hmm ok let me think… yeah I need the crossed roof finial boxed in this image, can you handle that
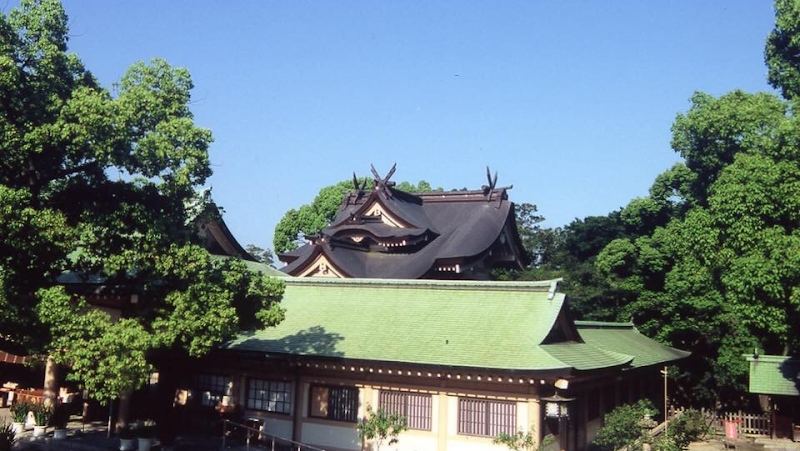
[482,166,513,198]
[370,163,397,189]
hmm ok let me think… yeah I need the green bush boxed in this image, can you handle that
[494,429,555,451]
[10,401,30,423]
[0,422,16,451]
[33,404,52,427]
[653,409,711,451]
[590,400,657,451]
[357,405,407,451]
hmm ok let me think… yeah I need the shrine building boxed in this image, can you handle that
[278,165,529,279]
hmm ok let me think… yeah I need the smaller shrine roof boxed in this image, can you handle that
[744,354,799,396]
[574,321,691,368]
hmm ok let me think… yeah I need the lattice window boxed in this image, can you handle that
[193,374,231,407]
[457,398,516,437]
[379,390,432,430]
[310,385,358,422]
[247,379,292,414]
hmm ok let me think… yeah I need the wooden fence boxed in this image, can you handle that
[695,408,771,437]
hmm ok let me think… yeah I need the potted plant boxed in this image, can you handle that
[118,425,136,451]
[9,401,29,436]
[50,404,70,440]
[136,419,157,451]
[32,404,52,437]
[0,421,17,451]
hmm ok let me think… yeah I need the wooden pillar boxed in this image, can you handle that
[598,386,606,426]
[292,372,303,443]
[42,356,59,408]
[437,393,448,451]
[577,396,588,451]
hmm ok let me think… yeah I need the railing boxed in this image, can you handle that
[221,419,327,451]
[696,408,771,437]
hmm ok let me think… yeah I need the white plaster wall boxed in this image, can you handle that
[302,422,360,451]
[517,401,528,432]
[448,437,519,451]
[245,413,293,439]
[383,434,437,451]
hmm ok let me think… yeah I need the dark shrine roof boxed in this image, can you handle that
[279,167,528,278]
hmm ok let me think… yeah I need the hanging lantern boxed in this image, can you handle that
[541,393,575,419]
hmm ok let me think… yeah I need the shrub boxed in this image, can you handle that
[590,400,657,451]
[653,409,711,451]
[10,401,30,423]
[0,422,16,451]
[357,405,407,451]
[494,428,555,451]
[32,404,52,427]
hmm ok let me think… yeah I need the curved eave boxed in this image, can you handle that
[333,191,423,230]
[281,244,352,278]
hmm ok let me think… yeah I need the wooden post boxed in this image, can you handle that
[222,419,227,448]
[661,366,668,436]
[292,371,303,443]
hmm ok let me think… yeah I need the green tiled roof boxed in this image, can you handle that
[225,278,683,373]
[574,321,690,368]
[745,355,799,396]
[541,342,632,371]
[227,278,568,370]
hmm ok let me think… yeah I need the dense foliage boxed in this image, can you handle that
[0,0,284,402]
[503,1,800,407]
[653,410,711,451]
[273,178,439,253]
[591,400,657,451]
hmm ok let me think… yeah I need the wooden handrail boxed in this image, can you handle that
[221,418,328,451]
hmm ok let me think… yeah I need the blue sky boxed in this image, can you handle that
[13,1,778,250]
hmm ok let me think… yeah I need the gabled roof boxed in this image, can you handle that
[224,278,687,373]
[280,171,529,279]
[745,354,799,396]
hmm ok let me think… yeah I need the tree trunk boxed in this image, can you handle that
[43,356,59,408]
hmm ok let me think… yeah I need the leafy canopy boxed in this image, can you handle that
[0,0,284,402]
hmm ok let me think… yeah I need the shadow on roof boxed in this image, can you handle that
[233,326,345,358]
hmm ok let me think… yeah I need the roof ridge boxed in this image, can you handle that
[280,276,560,290]
[744,354,797,362]
[574,320,635,328]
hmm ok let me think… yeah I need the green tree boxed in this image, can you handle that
[0,0,284,402]
[245,244,275,266]
[595,90,800,405]
[273,178,440,253]
[766,0,800,99]
[356,405,408,451]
